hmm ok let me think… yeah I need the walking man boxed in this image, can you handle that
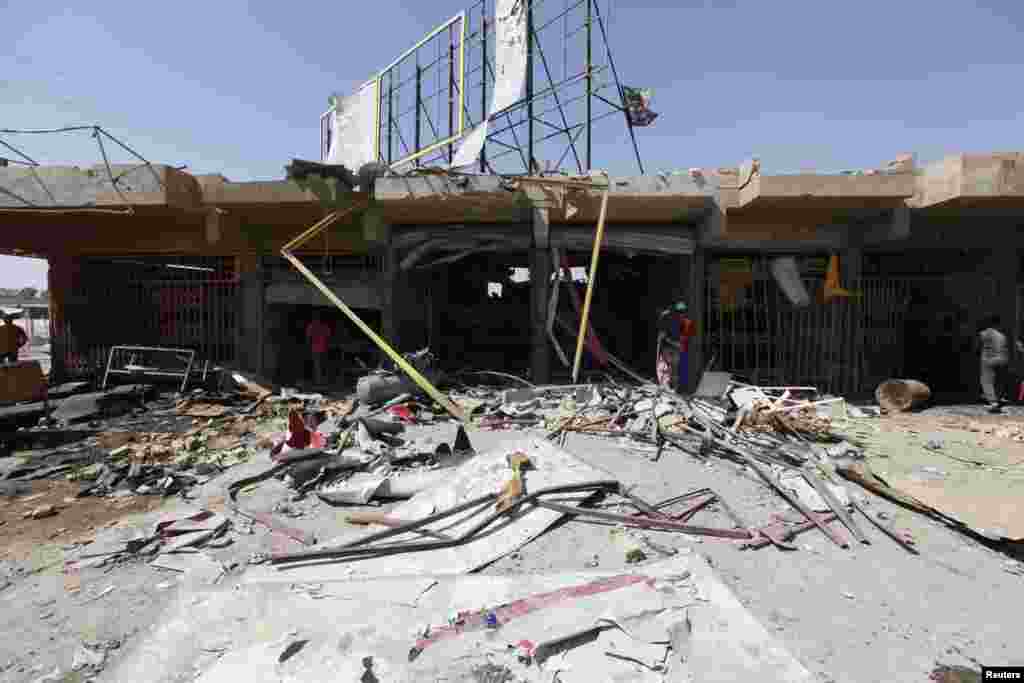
[305,312,332,386]
[0,315,28,364]
[978,314,1009,413]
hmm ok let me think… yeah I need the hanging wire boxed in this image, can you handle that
[0,126,97,134]
[0,138,38,165]
[0,185,37,207]
[92,127,133,208]
[0,125,163,210]
[96,127,165,190]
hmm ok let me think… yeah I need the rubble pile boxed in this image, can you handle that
[4,361,1020,682]
[59,507,233,587]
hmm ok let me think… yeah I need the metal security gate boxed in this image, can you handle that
[857,277,913,391]
[62,256,238,380]
[702,255,911,396]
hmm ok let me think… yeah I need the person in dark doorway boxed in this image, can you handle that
[656,301,697,393]
[305,312,333,386]
[977,314,1009,413]
[0,315,28,364]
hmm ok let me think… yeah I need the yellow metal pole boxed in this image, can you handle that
[280,249,466,422]
[571,189,609,383]
[281,209,343,253]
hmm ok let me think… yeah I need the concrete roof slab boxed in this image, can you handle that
[912,152,1024,208]
[0,164,200,210]
[375,174,722,225]
[198,178,323,206]
[739,173,916,210]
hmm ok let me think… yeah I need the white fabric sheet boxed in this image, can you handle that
[326,82,377,170]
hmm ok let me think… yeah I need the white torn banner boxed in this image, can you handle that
[326,82,377,170]
[450,123,488,169]
[450,0,528,169]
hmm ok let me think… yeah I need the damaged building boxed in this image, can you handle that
[2,151,1024,401]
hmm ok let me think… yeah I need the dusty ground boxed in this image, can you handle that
[0,405,1022,682]
[0,480,163,562]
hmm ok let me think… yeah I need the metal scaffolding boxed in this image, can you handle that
[325,0,643,176]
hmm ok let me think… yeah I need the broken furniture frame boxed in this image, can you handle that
[279,205,466,421]
[101,346,196,393]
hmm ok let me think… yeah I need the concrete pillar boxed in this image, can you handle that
[689,247,706,393]
[529,247,552,384]
[46,254,74,383]
[530,207,552,384]
[236,255,265,375]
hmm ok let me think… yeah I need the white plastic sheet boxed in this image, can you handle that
[326,82,377,170]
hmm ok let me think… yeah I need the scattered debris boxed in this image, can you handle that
[277,639,309,664]
[71,643,108,672]
[23,505,58,520]
[929,664,982,683]
[4,361,1021,682]
[78,585,116,604]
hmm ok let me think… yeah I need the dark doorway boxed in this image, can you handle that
[265,303,381,387]
[427,250,679,382]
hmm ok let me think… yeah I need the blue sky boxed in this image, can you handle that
[2,0,1023,287]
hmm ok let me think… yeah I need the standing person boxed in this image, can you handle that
[305,312,332,386]
[978,314,1009,413]
[656,302,697,393]
[0,315,28,364]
